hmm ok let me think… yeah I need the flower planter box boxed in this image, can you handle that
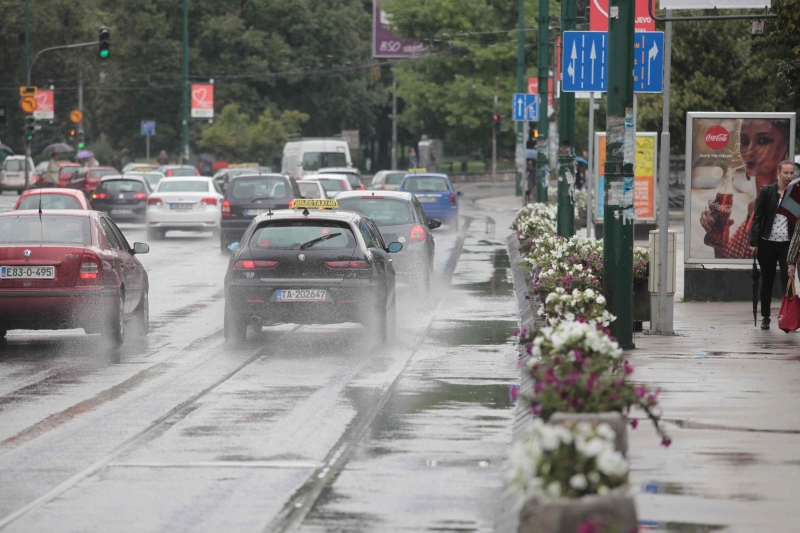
[548,412,628,456]
[633,279,650,324]
[518,491,638,533]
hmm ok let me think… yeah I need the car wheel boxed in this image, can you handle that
[17,190,23,195]
[224,303,246,344]
[102,293,125,346]
[135,289,149,336]
[0,326,7,340]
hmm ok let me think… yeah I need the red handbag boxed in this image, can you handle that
[778,279,800,333]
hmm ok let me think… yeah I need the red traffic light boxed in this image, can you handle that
[493,114,500,122]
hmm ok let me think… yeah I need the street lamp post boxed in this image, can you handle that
[515,0,526,198]
[536,0,550,203]
[557,0,576,237]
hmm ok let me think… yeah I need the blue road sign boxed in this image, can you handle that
[140,120,156,136]
[562,31,607,93]
[633,32,664,93]
[512,93,539,122]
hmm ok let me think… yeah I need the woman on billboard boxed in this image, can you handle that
[698,118,791,259]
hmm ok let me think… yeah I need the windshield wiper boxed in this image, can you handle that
[299,233,341,249]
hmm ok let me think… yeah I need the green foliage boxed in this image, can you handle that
[760,0,800,102]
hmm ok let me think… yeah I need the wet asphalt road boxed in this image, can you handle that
[0,185,521,532]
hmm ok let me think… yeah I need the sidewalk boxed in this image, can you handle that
[629,301,800,532]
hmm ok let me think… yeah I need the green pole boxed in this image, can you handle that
[515,0,525,197]
[535,0,549,203]
[557,0,576,236]
[24,0,30,80]
[182,0,190,163]
[604,0,635,348]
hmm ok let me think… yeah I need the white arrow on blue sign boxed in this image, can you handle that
[633,32,664,93]
[512,93,539,122]
[141,120,156,136]
[562,31,607,93]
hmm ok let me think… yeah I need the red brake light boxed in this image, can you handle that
[325,260,370,269]
[234,260,278,269]
[92,193,107,200]
[132,193,148,200]
[409,225,426,243]
[77,252,102,284]
[201,197,218,206]
[222,199,231,217]
[147,197,163,206]
[359,185,366,191]
[450,193,456,206]
[381,185,386,190]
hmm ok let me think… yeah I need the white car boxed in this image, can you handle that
[297,180,326,199]
[303,174,353,199]
[124,170,165,191]
[145,177,223,239]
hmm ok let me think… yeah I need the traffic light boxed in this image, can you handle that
[533,129,539,138]
[493,113,501,132]
[98,27,110,59]
[24,116,35,143]
[69,128,76,142]
[77,131,85,149]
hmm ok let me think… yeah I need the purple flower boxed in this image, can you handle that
[634,386,647,399]
[576,522,597,533]
[623,360,634,376]
[661,437,672,448]
[534,381,545,393]
[605,393,618,403]
[566,371,581,386]
[587,372,597,392]
[630,419,639,429]
[533,404,543,415]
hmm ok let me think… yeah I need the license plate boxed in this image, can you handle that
[170,203,193,210]
[276,289,327,302]
[1,266,55,279]
[245,209,269,216]
[417,197,437,203]
[112,209,133,215]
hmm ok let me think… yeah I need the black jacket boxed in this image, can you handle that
[749,183,794,246]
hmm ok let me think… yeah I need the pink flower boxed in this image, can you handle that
[661,437,672,448]
[630,419,639,429]
[574,350,584,363]
[623,360,634,375]
[576,522,597,533]
[534,381,545,393]
[509,385,520,402]
[587,372,598,392]
[567,371,582,386]
[614,378,623,388]
[533,404,543,415]
[634,385,647,399]
[545,368,558,384]
[605,393,618,403]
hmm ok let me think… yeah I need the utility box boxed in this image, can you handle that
[648,229,676,333]
[418,138,444,173]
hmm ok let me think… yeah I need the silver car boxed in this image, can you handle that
[1,156,35,194]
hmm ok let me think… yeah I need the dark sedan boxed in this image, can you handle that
[90,176,151,222]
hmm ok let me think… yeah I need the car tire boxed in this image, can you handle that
[102,293,125,346]
[0,326,7,340]
[17,190,23,195]
[224,303,247,344]
[135,289,149,336]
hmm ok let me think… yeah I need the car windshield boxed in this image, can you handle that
[0,215,91,245]
[302,152,347,171]
[141,173,163,189]
[89,170,119,178]
[385,172,407,185]
[231,177,289,200]
[169,168,198,177]
[4,159,24,172]
[313,179,346,192]
[402,177,450,193]
[17,194,82,210]
[337,198,413,226]
[100,180,145,194]
[249,220,356,250]
[298,182,323,198]
[158,180,209,193]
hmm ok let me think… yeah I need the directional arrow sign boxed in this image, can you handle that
[633,31,664,93]
[512,93,539,122]
[561,31,607,93]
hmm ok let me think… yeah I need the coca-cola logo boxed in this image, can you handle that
[711,201,732,214]
[705,126,730,150]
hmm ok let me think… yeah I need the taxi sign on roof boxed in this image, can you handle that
[290,199,338,210]
[407,168,427,173]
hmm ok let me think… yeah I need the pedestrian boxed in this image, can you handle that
[157,151,169,166]
[120,148,133,169]
[524,159,536,204]
[408,147,418,169]
[45,153,60,188]
[750,160,796,329]
[111,152,121,172]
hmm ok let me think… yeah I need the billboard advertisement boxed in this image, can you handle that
[33,90,54,120]
[373,0,426,58]
[594,132,658,223]
[191,84,214,118]
[660,0,769,8]
[684,112,796,264]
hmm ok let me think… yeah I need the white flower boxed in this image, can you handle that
[569,473,588,490]
[585,288,595,298]
[575,264,583,271]
[588,471,601,483]
[565,312,575,322]
[596,423,616,442]
[539,426,561,451]
[546,481,562,498]
[596,449,628,477]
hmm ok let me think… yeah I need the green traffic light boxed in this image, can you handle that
[78,142,85,149]
[99,50,109,59]
[26,135,34,141]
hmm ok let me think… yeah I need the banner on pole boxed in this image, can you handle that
[33,90,54,120]
[595,132,658,223]
[191,84,214,118]
[372,0,426,58]
[591,0,656,32]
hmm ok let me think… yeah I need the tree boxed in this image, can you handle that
[760,0,800,102]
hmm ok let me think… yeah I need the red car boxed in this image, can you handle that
[0,210,150,344]
[14,188,91,210]
[31,162,82,188]
[67,167,120,195]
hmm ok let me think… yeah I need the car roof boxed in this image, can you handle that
[251,208,363,225]
[86,167,117,172]
[335,190,415,202]
[158,176,212,181]
[402,173,450,179]
[3,209,93,218]
[160,165,196,169]
[100,174,143,182]
[125,170,165,176]
[229,173,287,182]
[20,188,84,197]
[305,174,349,181]
[319,167,357,174]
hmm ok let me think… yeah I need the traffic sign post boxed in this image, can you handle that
[19,96,37,114]
[536,0,550,204]
[141,120,156,162]
[512,93,539,122]
[558,0,577,238]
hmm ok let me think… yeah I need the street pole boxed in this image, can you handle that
[535,0,549,203]
[492,77,498,186]
[655,10,674,334]
[24,0,31,189]
[586,93,595,237]
[557,0,576,237]
[146,137,151,163]
[604,0,636,348]
[515,0,525,197]
[391,73,398,170]
[78,69,84,141]
[182,0,190,164]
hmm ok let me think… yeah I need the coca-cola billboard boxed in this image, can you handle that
[685,112,796,264]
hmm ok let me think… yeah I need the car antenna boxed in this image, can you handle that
[302,208,310,216]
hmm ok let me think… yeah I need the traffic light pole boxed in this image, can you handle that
[535,0,549,203]
[557,0,576,237]
[182,0,190,164]
[515,0,525,197]
[604,0,636,348]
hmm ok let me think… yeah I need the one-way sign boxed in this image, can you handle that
[512,93,539,122]
[561,31,607,93]
[633,32,664,93]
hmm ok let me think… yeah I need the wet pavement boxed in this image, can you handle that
[0,185,522,532]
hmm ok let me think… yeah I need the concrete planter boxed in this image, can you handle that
[548,412,629,456]
[633,278,650,323]
[518,491,638,533]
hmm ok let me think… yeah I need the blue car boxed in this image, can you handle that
[398,173,461,230]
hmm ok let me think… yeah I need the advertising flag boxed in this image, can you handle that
[191,84,214,118]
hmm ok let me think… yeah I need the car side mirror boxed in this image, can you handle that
[456,190,464,197]
[387,242,403,253]
[132,242,149,254]
[227,241,240,251]
[428,219,442,230]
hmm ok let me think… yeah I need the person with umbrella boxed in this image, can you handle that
[44,153,60,188]
[749,160,796,329]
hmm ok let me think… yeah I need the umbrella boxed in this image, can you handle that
[777,177,800,224]
[42,143,74,156]
[76,150,94,159]
[0,141,14,155]
[198,153,216,163]
[576,156,589,165]
[751,253,760,327]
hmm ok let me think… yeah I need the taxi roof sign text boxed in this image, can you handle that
[290,199,338,210]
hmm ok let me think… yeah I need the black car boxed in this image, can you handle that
[223,199,403,344]
[220,173,301,251]
[90,176,151,222]
[212,167,273,193]
[336,191,440,291]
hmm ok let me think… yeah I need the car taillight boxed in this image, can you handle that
[77,253,102,284]
[222,199,231,217]
[450,193,456,206]
[358,185,366,191]
[132,193,148,200]
[201,197,218,206]
[92,193,107,200]
[409,225,426,243]
[147,197,163,206]
[381,185,386,190]
[325,260,370,269]
[234,260,278,269]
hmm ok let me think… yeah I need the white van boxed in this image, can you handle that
[282,138,352,180]
[1,155,35,194]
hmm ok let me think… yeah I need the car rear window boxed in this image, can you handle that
[0,215,91,245]
[401,177,450,192]
[169,168,198,177]
[313,179,346,192]
[89,170,119,178]
[345,175,360,187]
[100,179,145,193]
[302,152,347,171]
[17,194,82,210]
[141,173,163,189]
[248,220,356,250]
[298,182,323,198]
[4,159,24,172]
[158,180,209,193]
[230,177,290,201]
[386,172,407,185]
[337,198,413,226]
